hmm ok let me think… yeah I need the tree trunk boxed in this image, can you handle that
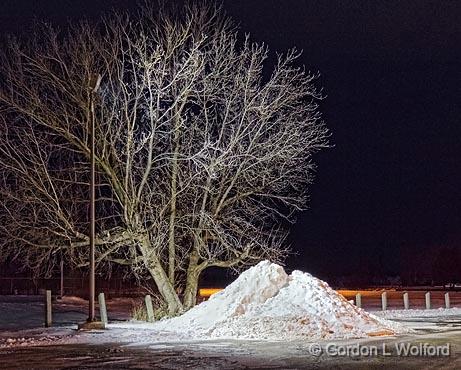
[183,252,202,309]
[139,239,183,315]
[183,269,200,309]
[167,117,181,285]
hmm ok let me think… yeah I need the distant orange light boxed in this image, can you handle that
[199,288,397,299]
[199,288,223,297]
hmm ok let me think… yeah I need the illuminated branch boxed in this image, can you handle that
[0,3,328,313]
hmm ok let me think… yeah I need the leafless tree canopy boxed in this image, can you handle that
[0,3,329,313]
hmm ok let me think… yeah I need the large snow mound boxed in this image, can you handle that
[154,261,406,340]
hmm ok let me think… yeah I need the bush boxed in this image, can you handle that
[130,295,169,321]
[131,301,148,321]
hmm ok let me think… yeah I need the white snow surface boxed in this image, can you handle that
[153,261,406,340]
[375,307,461,319]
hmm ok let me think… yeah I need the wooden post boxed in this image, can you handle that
[45,290,52,327]
[403,292,409,310]
[425,292,431,309]
[445,292,450,309]
[355,293,362,308]
[98,293,108,324]
[145,295,154,322]
[381,291,387,311]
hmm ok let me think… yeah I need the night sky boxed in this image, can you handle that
[1,1,460,281]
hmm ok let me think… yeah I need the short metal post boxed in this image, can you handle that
[425,292,431,309]
[45,290,52,327]
[355,293,362,308]
[403,292,409,310]
[445,292,450,309]
[381,291,387,311]
[98,293,108,324]
[145,295,154,322]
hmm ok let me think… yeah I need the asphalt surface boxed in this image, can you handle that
[1,315,461,369]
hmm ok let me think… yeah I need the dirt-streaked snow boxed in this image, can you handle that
[151,261,406,340]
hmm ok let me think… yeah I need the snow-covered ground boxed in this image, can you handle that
[0,261,460,351]
[0,295,133,348]
[1,263,461,369]
[1,312,461,369]
[376,307,461,319]
[0,295,132,331]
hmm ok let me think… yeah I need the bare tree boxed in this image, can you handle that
[0,3,329,313]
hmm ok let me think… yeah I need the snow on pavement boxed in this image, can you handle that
[375,307,461,319]
[4,262,461,347]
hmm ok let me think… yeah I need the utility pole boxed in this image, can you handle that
[79,73,104,330]
[89,73,101,322]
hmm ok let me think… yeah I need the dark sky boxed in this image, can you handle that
[1,1,460,280]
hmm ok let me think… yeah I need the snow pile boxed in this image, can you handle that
[154,261,406,340]
[155,260,289,334]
